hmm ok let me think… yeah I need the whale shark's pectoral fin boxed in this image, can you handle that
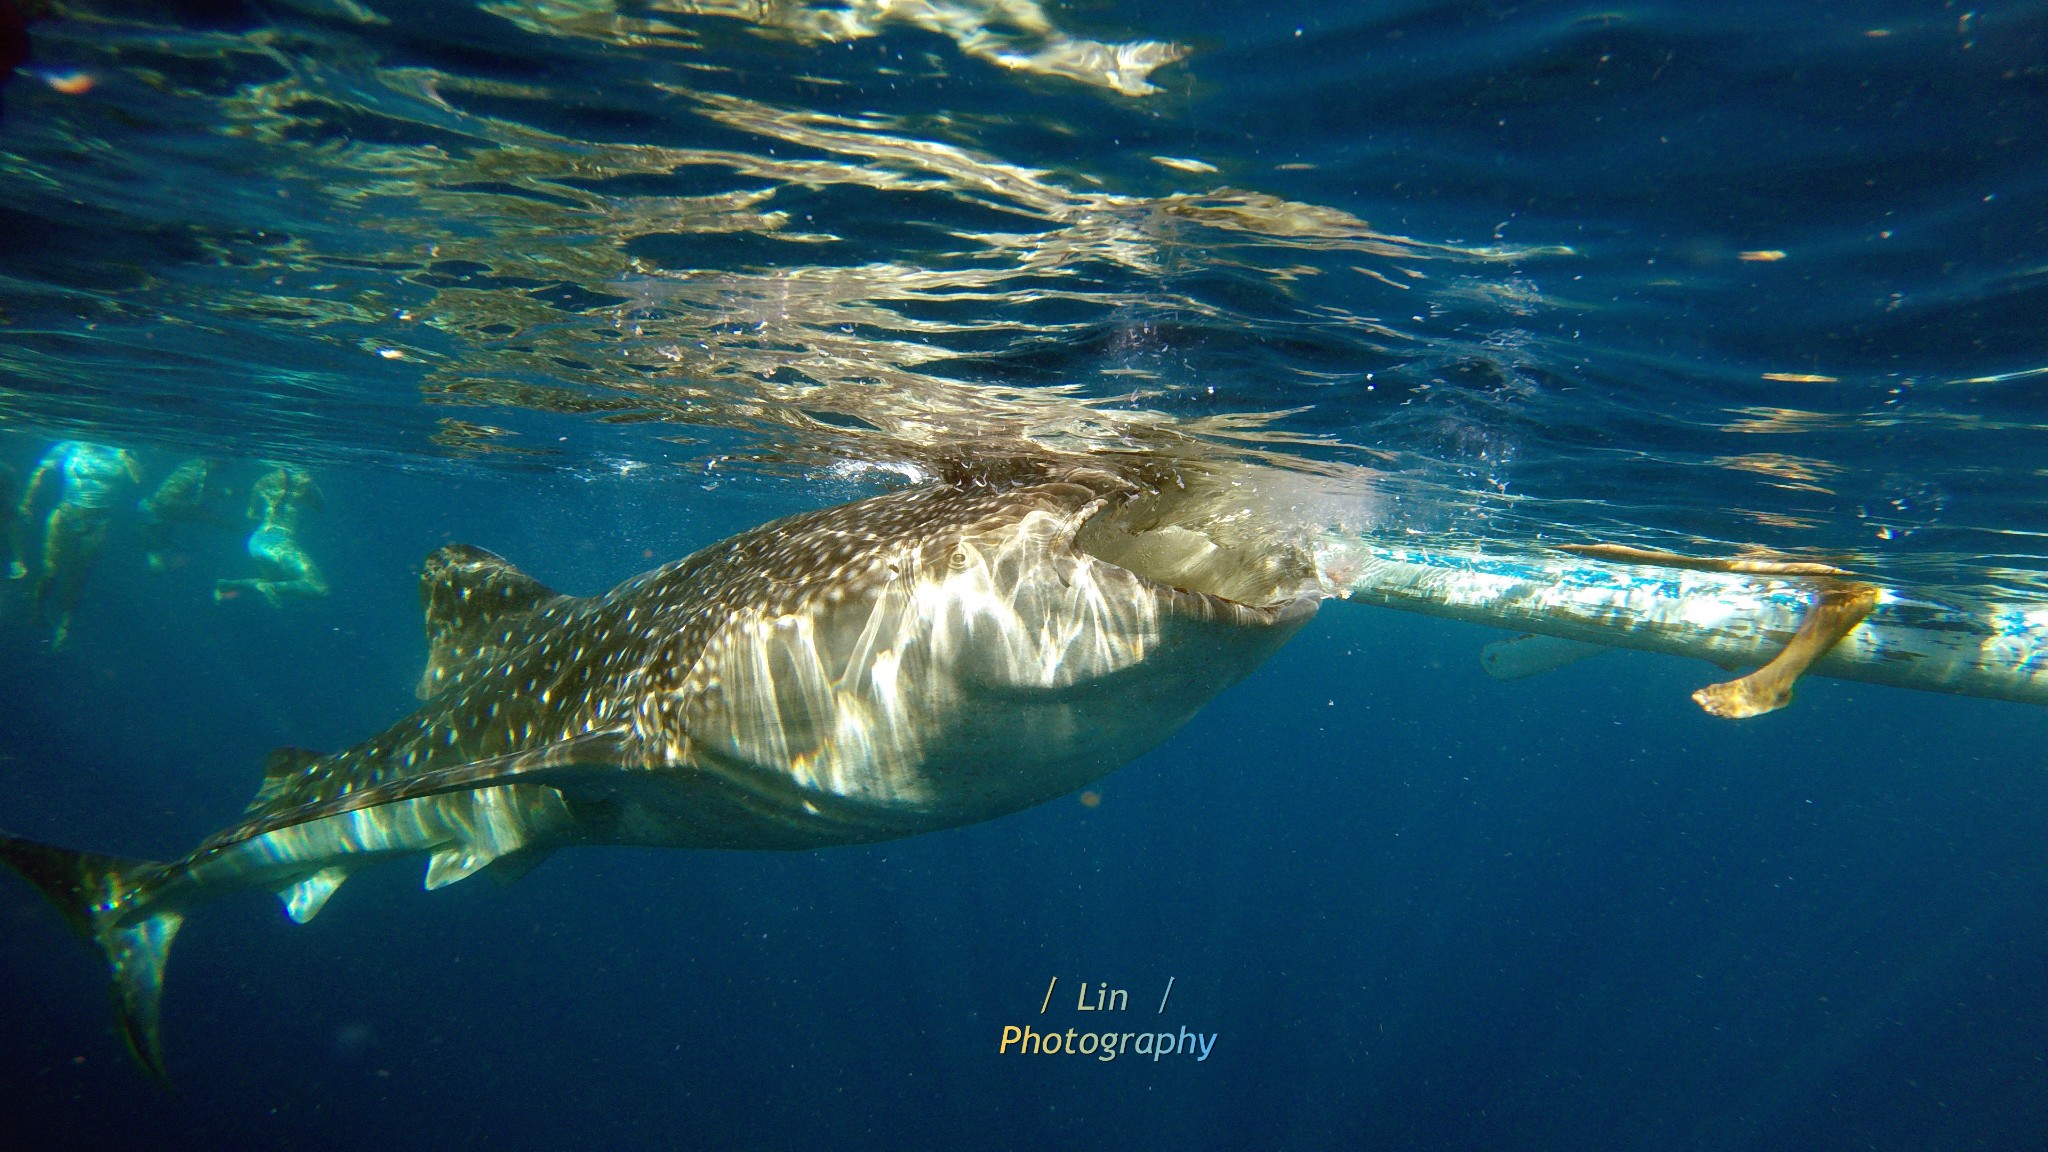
[424,846,556,891]
[1480,633,1609,681]
[197,729,637,859]
[278,866,352,923]
[425,846,495,890]
[416,544,573,700]
[1693,581,1881,719]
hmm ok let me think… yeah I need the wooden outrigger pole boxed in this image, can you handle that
[1311,536,2048,715]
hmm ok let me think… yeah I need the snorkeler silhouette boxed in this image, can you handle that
[214,464,328,606]
[11,439,143,649]
[137,457,229,571]
[0,458,17,594]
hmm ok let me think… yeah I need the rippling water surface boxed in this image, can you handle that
[4,3,2048,1150]
[6,0,2045,585]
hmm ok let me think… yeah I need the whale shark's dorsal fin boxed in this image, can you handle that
[248,746,324,815]
[417,544,566,700]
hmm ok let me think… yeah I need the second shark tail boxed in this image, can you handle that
[0,832,180,1081]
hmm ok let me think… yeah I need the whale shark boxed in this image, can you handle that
[9,456,2045,1079]
[0,461,1318,1078]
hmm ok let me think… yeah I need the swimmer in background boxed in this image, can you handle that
[0,458,17,594]
[137,457,229,571]
[11,439,144,649]
[215,464,328,606]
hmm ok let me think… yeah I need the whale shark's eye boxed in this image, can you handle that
[948,548,970,570]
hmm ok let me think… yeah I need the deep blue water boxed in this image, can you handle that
[5,1,2048,1149]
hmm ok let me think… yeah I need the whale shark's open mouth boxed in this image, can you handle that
[1072,470,1332,609]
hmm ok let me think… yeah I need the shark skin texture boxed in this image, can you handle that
[0,461,1319,1079]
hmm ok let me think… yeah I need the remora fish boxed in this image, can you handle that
[0,464,1317,1078]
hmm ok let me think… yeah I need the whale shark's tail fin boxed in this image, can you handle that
[0,833,180,1081]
